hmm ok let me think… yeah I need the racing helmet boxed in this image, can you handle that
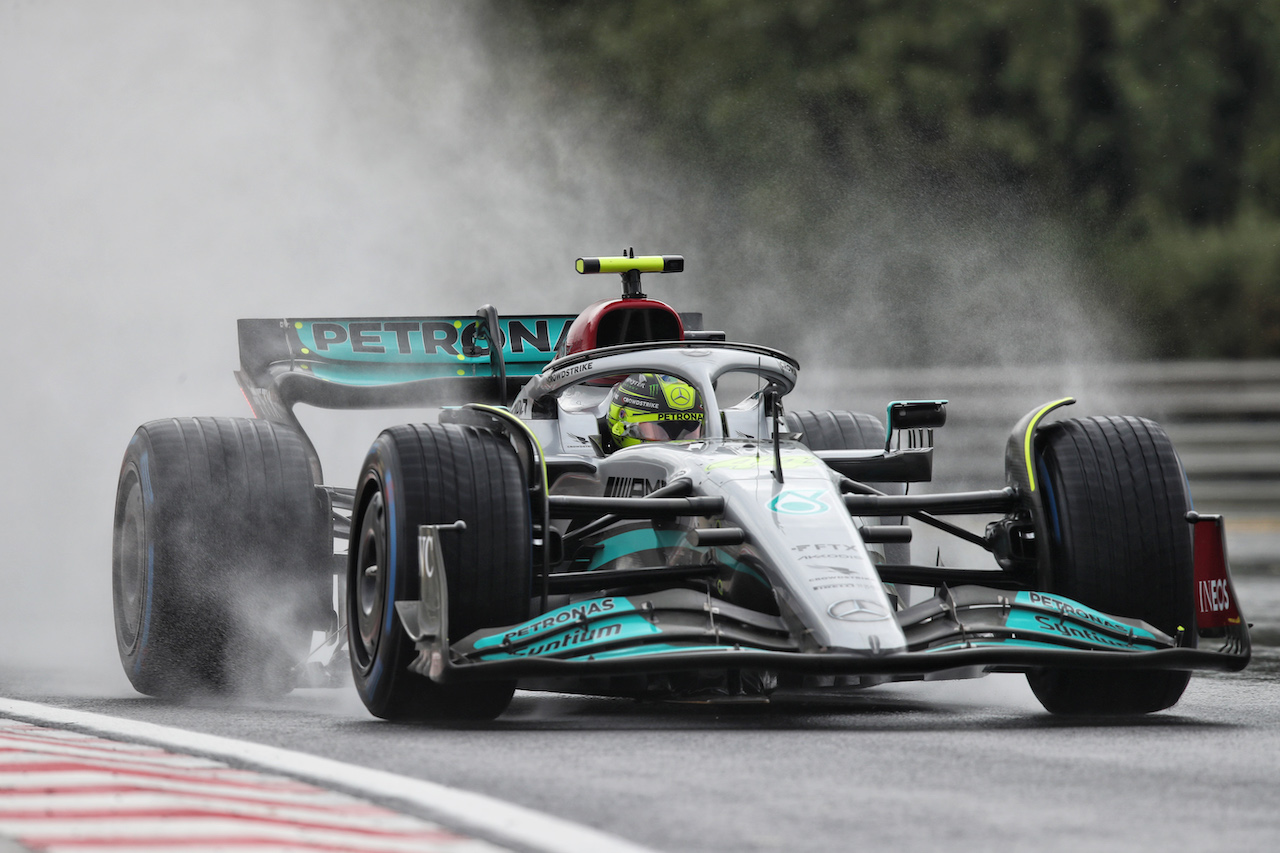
[607,373,706,449]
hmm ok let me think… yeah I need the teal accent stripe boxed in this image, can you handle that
[587,528,691,571]
[307,361,544,386]
[1005,611,1160,651]
[585,531,770,587]
[473,597,633,650]
[925,638,1155,653]
[1012,591,1158,642]
[711,549,768,587]
[474,613,660,660]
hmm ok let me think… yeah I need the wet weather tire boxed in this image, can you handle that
[347,423,531,721]
[112,418,331,698]
[1027,416,1196,715]
[788,410,885,453]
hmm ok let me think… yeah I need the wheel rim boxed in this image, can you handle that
[115,475,147,651]
[352,490,387,671]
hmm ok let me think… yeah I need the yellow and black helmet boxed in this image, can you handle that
[607,373,706,449]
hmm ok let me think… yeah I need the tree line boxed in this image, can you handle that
[498,0,1280,359]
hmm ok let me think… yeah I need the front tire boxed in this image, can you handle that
[788,409,885,453]
[347,423,531,721]
[112,418,330,697]
[1027,416,1196,715]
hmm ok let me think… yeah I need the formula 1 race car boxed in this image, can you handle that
[111,252,1250,718]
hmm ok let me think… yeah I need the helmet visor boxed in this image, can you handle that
[627,419,703,442]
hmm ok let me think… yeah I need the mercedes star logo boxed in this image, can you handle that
[827,599,889,622]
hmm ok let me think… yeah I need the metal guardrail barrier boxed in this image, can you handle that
[793,360,1280,515]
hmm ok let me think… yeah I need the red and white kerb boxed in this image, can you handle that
[0,720,504,853]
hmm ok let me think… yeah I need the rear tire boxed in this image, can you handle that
[1027,416,1195,715]
[112,418,330,698]
[347,423,531,721]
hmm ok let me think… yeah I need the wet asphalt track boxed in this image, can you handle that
[5,597,1280,853]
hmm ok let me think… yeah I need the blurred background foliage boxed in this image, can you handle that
[492,0,1280,359]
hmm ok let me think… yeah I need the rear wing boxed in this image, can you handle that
[237,314,576,411]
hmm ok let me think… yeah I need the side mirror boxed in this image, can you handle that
[886,400,947,451]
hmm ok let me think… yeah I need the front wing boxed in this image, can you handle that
[394,524,1251,685]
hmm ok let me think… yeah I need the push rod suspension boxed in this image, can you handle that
[843,487,1017,516]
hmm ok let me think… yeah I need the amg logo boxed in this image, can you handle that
[1198,579,1232,613]
[605,477,666,498]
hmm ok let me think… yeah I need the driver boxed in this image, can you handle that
[605,373,706,450]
